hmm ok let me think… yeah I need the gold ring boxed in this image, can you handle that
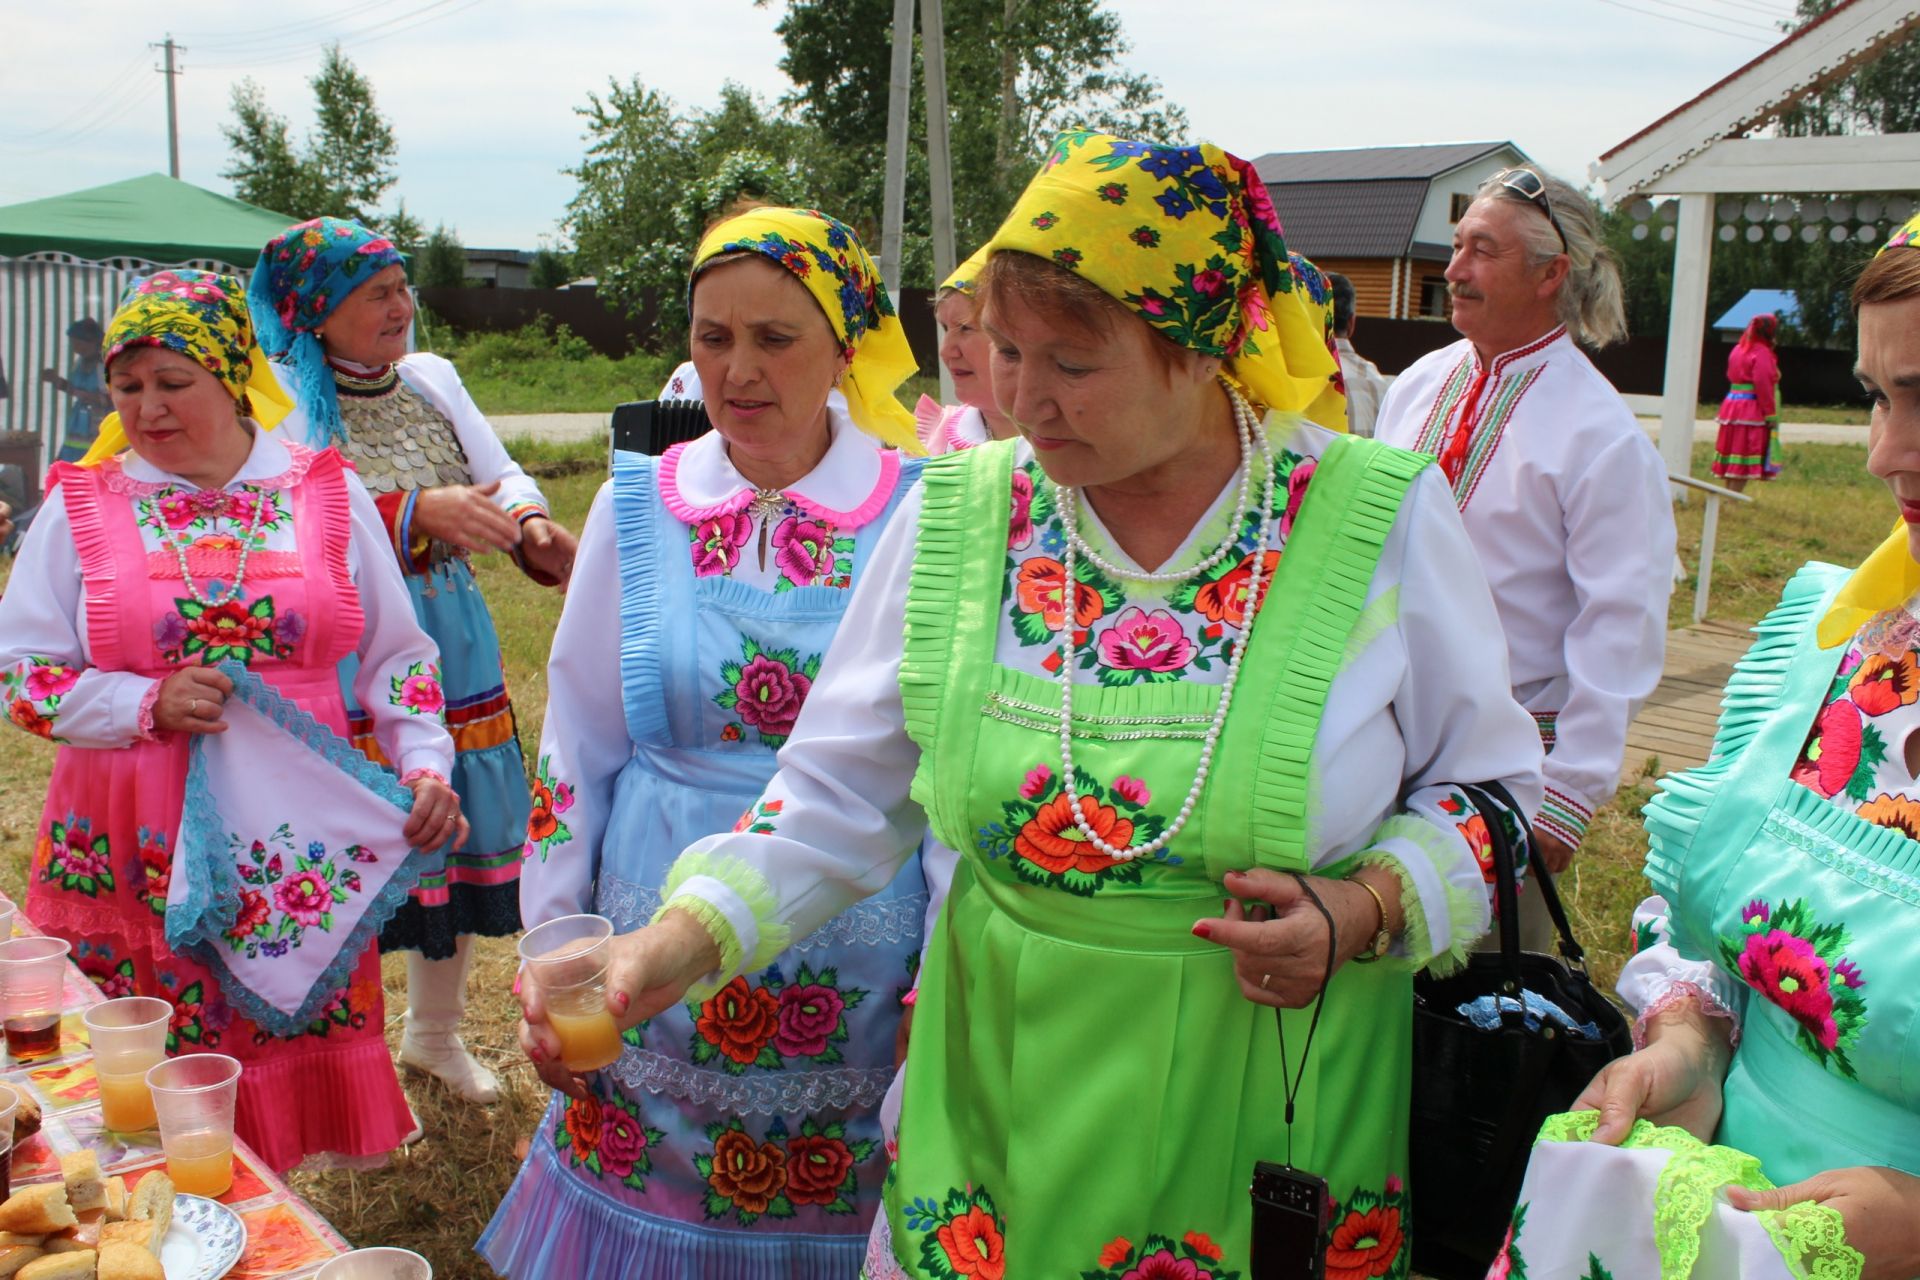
[190,698,201,716]
[1260,972,1272,991]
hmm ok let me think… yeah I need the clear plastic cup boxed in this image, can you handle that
[316,1247,434,1279]
[0,936,69,1061]
[85,997,170,1132]
[146,1054,241,1197]
[517,914,622,1073]
[0,1083,20,1198]
[0,899,17,941]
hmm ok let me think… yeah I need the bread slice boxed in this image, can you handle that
[0,1246,39,1279]
[38,1220,97,1255]
[100,1177,126,1224]
[16,1251,94,1280]
[98,1241,164,1280]
[56,1154,102,1214]
[0,1187,74,1236]
[97,1223,152,1252]
[0,1085,43,1142]
[124,1172,170,1255]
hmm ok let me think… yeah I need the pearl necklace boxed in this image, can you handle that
[165,486,271,607]
[1052,394,1278,863]
[1060,378,1260,584]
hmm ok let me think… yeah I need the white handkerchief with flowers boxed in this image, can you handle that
[165,662,440,1036]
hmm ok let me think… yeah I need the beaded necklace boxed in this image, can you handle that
[1052,383,1276,861]
[161,486,271,607]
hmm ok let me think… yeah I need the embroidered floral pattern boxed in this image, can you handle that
[733,798,783,834]
[3,657,80,741]
[159,975,232,1052]
[975,764,1176,896]
[771,515,855,591]
[1326,1177,1409,1280]
[43,813,115,896]
[688,963,869,1074]
[225,824,375,961]
[80,952,137,1000]
[156,593,299,667]
[388,661,445,716]
[253,972,380,1043]
[525,755,575,861]
[903,1185,1008,1280]
[1488,1202,1528,1280]
[690,512,753,577]
[693,1113,875,1224]
[135,486,287,549]
[135,826,171,917]
[1084,1231,1241,1280]
[715,636,821,747]
[554,1087,664,1192]
[1717,898,1867,1078]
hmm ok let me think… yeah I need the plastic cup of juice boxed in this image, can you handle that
[0,1083,20,1199]
[146,1053,241,1197]
[0,937,69,1062]
[0,898,17,940]
[84,997,170,1131]
[316,1247,434,1278]
[517,914,623,1074]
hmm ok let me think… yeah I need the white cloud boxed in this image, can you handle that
[1,0,1790,246]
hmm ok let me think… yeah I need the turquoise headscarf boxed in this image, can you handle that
[247,217,406,446]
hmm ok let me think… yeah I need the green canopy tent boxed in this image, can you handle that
[0,175,293,475]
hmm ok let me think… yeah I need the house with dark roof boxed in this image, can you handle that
[1252,141,1530,321]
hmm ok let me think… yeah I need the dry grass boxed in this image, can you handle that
[0,439,1894,1273]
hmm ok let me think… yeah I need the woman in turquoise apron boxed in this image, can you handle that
[1499,216,1920,1280]
[484,208,933,1278]
[517,137,1545,1277]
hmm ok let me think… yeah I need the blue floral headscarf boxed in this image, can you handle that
[247,217,406,446]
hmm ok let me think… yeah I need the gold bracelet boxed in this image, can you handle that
[1350,875,1393,963]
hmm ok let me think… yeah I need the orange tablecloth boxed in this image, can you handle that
[4,918,350,1278]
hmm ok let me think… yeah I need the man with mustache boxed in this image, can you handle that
[1375,167,1674,944]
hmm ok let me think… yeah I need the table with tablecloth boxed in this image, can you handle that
[2,914,353,1278]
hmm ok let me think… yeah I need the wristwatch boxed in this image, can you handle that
[1350,876,1393,964]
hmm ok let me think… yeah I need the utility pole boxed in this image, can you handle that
[879,0,916,301]
[878,0,957,390]
[153,35,186,178]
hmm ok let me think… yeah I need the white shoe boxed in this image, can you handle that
[399,1027,501,1104]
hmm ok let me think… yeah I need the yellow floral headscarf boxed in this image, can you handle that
[79,269,292,468]
[979,131,1346,428]
[1815,212,1920,648]
[693,208,921,453]
[942,247,989,296]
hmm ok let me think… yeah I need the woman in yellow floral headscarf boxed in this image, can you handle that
[483,208,933,1279]
[516,136,1542,1278]
[0,270,462,1172]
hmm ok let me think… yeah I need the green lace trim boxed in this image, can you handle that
[1758,1201,1864,1280]
[654,850,793,1000]
[1535,1112,1862,1280]
[1343,812,1483,976]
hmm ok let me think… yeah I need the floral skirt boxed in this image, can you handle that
[26,705,413,1172]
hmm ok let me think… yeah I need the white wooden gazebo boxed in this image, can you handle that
[1595,0,1920,485]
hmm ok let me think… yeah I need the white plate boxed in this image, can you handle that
[161,1194,246,1280]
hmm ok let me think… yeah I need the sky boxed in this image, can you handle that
[0,0,1798,248]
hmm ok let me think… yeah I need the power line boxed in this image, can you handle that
[1687,0,1795,18]
[173,0,396,50]
[0,81,162,155]
[1637,0,1787,34]
[1587,0,1775,42]
[8,52,153,142]
[193,0,478,69]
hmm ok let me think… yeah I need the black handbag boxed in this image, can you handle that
[1408,781,1633,1280]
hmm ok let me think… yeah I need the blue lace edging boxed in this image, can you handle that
[168,660,439,1036]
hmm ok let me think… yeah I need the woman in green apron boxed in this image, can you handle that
[1498,216,1920,1280]
[517,133,1545,1278]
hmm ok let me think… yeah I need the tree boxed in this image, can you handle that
[1777,2,1920,136]
[763,0,1187,278]
[414,225,470,290]
[563,79,816,337]
[219,44,409,235]
[529,246,575,289]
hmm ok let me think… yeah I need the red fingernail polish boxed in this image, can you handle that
[1223,898,1233,913]
[1191,921,1212,939]
[613,991,630,1013]
[529,1045,544,1063]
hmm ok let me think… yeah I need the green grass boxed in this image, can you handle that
[1694,401,1867,425]
[425,319,678,416]
[0,437,1897,1270]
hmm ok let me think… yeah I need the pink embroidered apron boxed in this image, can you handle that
[25,446,413,1172]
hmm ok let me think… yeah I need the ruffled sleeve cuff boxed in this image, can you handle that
[398,767,448,787]
[1632,977,1743,1050]
[134,677,165,742]
[653,849,793,1000]
[1347,813,1488,977]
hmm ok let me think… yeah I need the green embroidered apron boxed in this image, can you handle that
[1646,564,1920,1187]
[884,436,1427,1278]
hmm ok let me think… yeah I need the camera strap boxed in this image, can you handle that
[1273,872,1338,1169]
